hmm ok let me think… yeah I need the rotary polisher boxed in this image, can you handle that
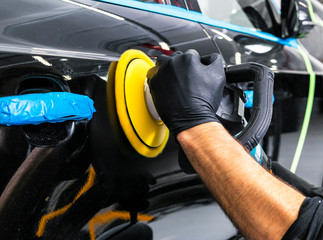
[108,49,274,166]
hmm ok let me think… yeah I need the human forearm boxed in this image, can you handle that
[272,162,323,198]
[147,50,306,239]
[177,122,306,240]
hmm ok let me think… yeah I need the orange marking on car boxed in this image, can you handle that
[88,211,154,240]
[36,166,96,237]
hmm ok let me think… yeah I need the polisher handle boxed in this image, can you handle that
[225,63,274,151]
[179,63,274,174]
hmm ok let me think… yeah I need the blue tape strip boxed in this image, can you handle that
[244,90,275,108]
[244,90,254,108]
[0,92,96,126]
[97,0,300,48]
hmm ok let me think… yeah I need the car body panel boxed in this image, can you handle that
[0,0,322,239]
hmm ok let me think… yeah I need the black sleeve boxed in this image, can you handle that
[282,197,323,240]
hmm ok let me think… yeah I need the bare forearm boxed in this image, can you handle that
[177,122,306,240]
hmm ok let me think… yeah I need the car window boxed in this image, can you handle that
[136,0,277,34]
[136,0,166,4]
[136,0,187,9]
[188,0,276,34]
[194,0,256,29]
[170,0,186,8]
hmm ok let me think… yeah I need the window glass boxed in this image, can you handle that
[136,0,187,9]
[136,0,277,34]
[189,0,276,33]
[136,0,166,4]
[196,0,255,29]
[170,0,186,8]
[186,0,201,11]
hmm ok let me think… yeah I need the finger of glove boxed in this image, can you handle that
[148,51,184,84]
[200,53,221,66]
[184,49,201,64]
[206,53,226,110]
[147,55,171,82]
[208,53,225,76]
[156,54,172,66]
[156,51,182,66]
[171,51,183,57]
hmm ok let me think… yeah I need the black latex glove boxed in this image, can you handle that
[148,49,225,137]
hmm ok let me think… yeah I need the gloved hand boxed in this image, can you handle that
[147,49,225,137]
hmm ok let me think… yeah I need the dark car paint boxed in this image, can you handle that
[0,0,322,239]
[1,0,323,75]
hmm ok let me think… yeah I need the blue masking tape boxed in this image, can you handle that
[97,0,300,48]
[244,90,254,108]
[244,90,275,108]
[0,92,96,126]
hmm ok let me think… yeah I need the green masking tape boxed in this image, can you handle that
[307,0,323,27]
[290,44,316,173]
[307,0,317,23]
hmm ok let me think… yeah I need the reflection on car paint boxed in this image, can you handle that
[98,0,300,48]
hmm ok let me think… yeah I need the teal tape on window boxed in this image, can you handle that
[97,0,299,48]
[0,92,96,126]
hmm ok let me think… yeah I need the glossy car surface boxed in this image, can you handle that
[0,0,322,239]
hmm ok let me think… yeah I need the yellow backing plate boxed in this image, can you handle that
[115,49,169,158]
